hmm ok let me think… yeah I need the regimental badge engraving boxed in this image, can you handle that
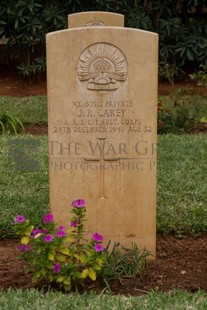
[77,43,127,91]
[84,20,106,27]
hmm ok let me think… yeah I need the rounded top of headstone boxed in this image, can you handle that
[68,11,124,28]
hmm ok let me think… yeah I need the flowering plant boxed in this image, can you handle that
[13,199,106,291]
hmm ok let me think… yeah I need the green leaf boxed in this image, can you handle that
[32,271,40,283]
[14,19,18,29]
[56,254,66,262]
[63,284,72,292]
[21,236,30,244]
[187,48,194,61]
[25,225,34,235]
[74,254,87,264]
[59,247,69,255]
[63,277,71,285]
[48,252,55,261]
[37,247,42,254]
[80,269,89,279]
[56,275,65,283]
[40,268,47,276]
[48,273,53,282]
[88,267,96,281]
[200,117,207,123]
[92,263,102,271]
[64,236,74,242]
[0,120,5,133]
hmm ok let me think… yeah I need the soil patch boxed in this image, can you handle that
[0,72,46,97]
[0,67,206,97]
[24,124,48,135]
[1,236,207,295]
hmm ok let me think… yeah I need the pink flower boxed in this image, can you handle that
[93,232,103,242]
[94,244,105,252]
[58,226,65,231]
[43,213,54,223]
[17,245,30,251]
[43,234,54,242]
[70,221,78,227]
[15,215,25,223]
[71,199,85,208]
[56,230,66,238]
[31,229,48,237]
[53,263,61,273]
[31,229,41,238]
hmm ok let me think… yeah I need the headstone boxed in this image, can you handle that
[68,11,124,28]
[47,12,158,257]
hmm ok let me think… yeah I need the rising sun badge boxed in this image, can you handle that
[77,43,127,91]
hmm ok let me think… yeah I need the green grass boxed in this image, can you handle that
[0,135,49,237]
[0,134,207,237]
[157,134,207,235]
[0,96,47,125]
[0,289,207,309]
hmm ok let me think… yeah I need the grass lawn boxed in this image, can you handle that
[0,289,207,309]
[0,95,207,307]
[157,134,207,235]
[0,133,206,237]
[0,96,47,125]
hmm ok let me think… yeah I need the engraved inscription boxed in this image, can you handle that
[84,138,120,199]
[77,43,127,91]
[84,20,106,27]
[52,98,153,135]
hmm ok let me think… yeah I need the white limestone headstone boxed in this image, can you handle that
[46,12,158,257]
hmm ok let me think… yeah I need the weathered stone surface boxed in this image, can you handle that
[68,11,124,28]
[47,23,158,256]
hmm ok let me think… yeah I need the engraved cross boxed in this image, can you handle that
[84,138,120,199]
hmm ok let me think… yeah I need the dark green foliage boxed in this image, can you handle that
[0,0,66,81]
[0,112,24,134]
[0,0,207,79]
[64,0,128,14]
[149,0,207,68]
[17,56,46,82]
[101,241,150,291]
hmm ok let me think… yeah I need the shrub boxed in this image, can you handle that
[1,1,206,78]
[102,241,150,291]
[13,199,106,292]
[189,65,207,89]
[13,198,150,292]
[158,88,207,134]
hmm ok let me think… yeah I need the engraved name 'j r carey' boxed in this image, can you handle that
[77,108,126,117]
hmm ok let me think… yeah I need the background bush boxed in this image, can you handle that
[0,0,207,79]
